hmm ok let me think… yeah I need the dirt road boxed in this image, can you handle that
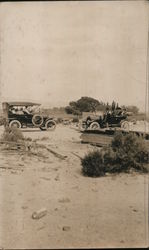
[0,125,148,248]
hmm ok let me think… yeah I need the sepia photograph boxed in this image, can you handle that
[0,0,148,248]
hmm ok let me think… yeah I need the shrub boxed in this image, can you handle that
[81,150,106,177]
[81,132,149,177]
[111,132,149,172]
[1,127,24,142]
[0,117,5,126]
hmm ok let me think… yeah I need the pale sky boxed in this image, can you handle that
[0,1,148,111]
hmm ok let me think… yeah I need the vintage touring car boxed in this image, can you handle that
[2,102,56,131]
[81,108,130,130]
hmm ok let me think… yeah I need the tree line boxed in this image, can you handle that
[65,97,139,115]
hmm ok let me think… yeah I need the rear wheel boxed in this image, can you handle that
[9,120,21,129]
[45,120,56,131]
[121,121,129,130]
[89,122,100,130]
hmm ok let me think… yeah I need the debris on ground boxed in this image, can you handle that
[37,226,45,231]
[21,205,28,210]
[0,138,67,165]
[58,198,70,203]
[71,152,83,160]
[32,208,47,220]
[45,145,67,160]
[62,226,71,231]
[40,177,51,181]
[55,174,60,181]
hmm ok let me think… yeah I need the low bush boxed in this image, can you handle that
[81,132,149,177]
[111,132,149,172]
[0,117,5,126]
[1,127,24,142]
[81,150,106,177]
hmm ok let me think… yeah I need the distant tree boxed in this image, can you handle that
[96,102,107,112]
[116,103,119,109]
[59,107,65,112]
[128,106,139,114]
[106,102,110,111]
[65,97,101,115]
[122,105,139,114]
[65,105,81,116]
[53,107,59,111]
[111,101,116,111]
[77,97,100,113]
[65,97,136,115]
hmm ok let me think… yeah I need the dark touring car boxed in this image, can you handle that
[82,108,130,130]
[2,102,56,131]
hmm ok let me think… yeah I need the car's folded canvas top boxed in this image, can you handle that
[2,102,40,107]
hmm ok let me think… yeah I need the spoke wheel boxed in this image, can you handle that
[89,122,100,130]
[45,120,56,131]
[121,121,130,131]
[32,114,43,127]
[9,120,21,129]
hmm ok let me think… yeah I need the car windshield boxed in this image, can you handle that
[32,105,40,112]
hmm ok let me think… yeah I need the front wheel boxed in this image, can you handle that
[89,121,100,130]
[45,120,56,131]
[120,121,130,130]
[32,114,43,127]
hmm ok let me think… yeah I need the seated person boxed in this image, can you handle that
[115,107,122,116]
[16,107,24,115]
[99,115,102,123]
[23,106,31,115]
[9,107,16,114]
[86,116,92,124]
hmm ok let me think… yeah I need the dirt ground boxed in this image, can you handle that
[0,124,148,249]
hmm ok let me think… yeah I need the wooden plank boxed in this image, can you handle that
[80,133,112,146]
[80,132,149,148]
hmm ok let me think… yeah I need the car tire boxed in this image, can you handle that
[45,120,56,131]
[89,122,100,130]
[9,120,21,129]
[32,114,43,127]
[121,121,129,130]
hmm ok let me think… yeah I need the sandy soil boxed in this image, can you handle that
[0,124,148,249]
